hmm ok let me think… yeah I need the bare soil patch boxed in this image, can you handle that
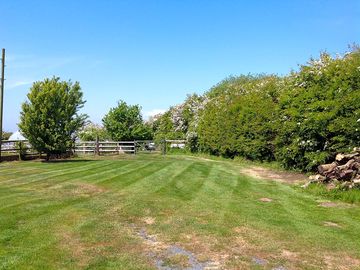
[317,201,353,208]
[143,216,156,225]
[323,253,360,270]
[323,221,342,228]
[134,227,221,270]
[71,183,106,196]
[57,230,90,267]
[240,166,306,184]
[48,182,106,197]
[259,197,273,202]
[281,249,298,262]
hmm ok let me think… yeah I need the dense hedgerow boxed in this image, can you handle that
[198,75,281,160]
[153,47,360,171]
[275,50,360,170]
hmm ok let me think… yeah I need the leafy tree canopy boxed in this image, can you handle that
[19,77,87,159]
[102,100,152,141]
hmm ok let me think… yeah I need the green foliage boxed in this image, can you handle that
[19,77,87,159]
[152,111,184,142]
[78,122,109,141]
[102,100,153,141]
[152,94,206,144]
[15,141,27,160]
[275,49,360,170]
[1,131,11,140]
[155,47,360,171]
[198,75,281,160]
[186,132,198,152]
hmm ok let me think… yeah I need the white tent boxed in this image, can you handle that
[8,131,26,141]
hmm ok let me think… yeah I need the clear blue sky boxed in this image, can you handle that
[1,0,359,132]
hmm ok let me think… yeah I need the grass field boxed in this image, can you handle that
[0,154,360,270]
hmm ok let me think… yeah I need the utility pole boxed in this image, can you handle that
[0,48,5,161]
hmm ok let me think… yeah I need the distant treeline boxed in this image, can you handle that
[152,47,360,171]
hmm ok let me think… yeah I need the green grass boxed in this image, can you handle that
[302,183,360,204]
[0,154,360,270]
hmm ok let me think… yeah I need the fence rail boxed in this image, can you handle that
[74,141,136,155]
[0,140,40,161]
[0,140,36,153]
[0,139,169,161]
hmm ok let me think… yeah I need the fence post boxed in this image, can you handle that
[162,139,166,155]
[18,141,22,160]
[95,136,99,156]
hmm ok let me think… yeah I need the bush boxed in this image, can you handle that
[102,100,153,141]
[19,77,87,160]
[275,49,360,170]
[197,75,281,160]
[186,132,198,152]
[155,47,360,171]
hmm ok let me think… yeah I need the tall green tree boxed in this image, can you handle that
[19,77,87,160]
[102,100,152,140]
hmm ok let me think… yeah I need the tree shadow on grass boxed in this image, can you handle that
[41,159,95,163]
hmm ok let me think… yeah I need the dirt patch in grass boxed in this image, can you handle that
[323,253,360,270]
[134,227,221,269]
[317,200,355,209]
[323,221,342,228]
[143,216,156,225]
[46,182,107,199]
[240,166,306,184]
[182,156,218,163]
[162,253,191,268]
[179,233,226,266]
[231,227,310,269]
[259,197,273,202]
[58,230,91,267]
[281,249,298,261]
[318,201,342,208]
[71,183,106,196]
[231,226,360,270]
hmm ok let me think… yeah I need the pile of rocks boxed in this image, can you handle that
[304,148,360,189]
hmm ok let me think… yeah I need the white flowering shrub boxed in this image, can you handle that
[78,122,108,141]
[154,47,360,171]
[153,94,208,143]
[170,103,186,132]
[275,47,360,170]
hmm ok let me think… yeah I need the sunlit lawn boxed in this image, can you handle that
[0,154,359,269]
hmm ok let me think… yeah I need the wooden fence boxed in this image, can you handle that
[0,140,35,153]
[0,139,166,160]
[74,141,136,155]
[0,140,39,161]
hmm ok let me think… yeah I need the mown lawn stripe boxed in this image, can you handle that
[5,161,114,188]
[156,161,212,201]
[0,160,103,184]
[96,161,166,187]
